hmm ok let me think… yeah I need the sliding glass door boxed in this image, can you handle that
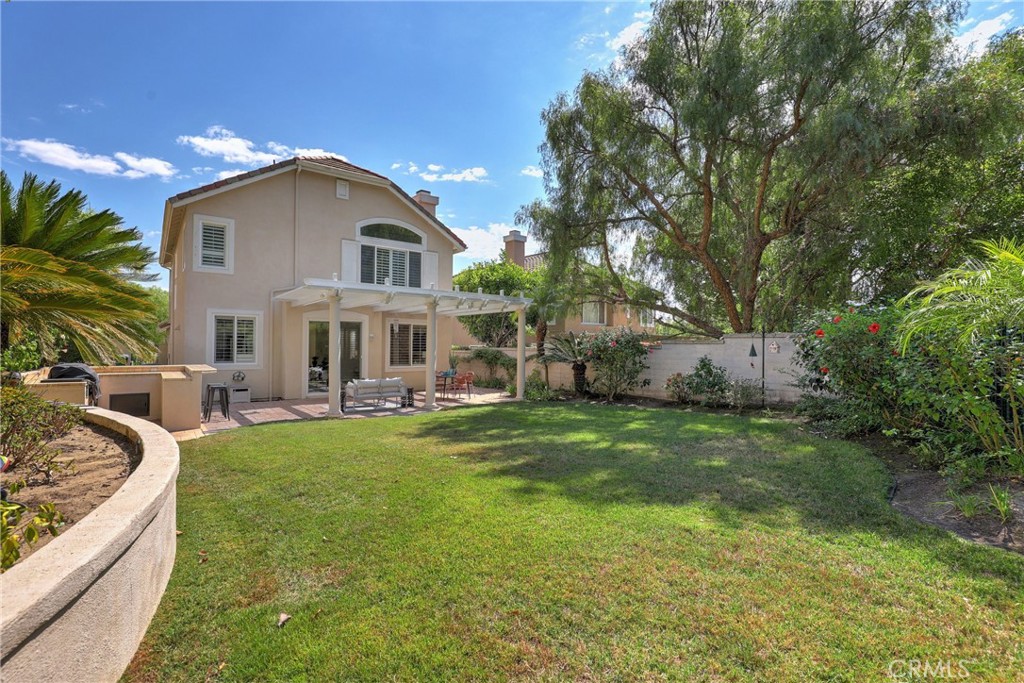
[306,321,362,395]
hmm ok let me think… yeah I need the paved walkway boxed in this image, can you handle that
[172,386,511,441]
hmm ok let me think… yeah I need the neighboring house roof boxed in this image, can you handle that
[159,156,466,267]
[523,252,547,272]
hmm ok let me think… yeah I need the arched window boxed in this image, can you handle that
[359,223,423,245]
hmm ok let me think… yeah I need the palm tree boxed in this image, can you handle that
[1,171,158,364]
[528,277,568,385]
[898,238,1024,350]
[543,331,590,395]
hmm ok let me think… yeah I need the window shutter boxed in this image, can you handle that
[375,248,392,285]
[360,245,375,284]
[391,250,408,287]
[341,240,360,282]
[214,316,234,362]
[201,224,227,268]
[421,251,438,289]
[235,318,255,362]
[408,252,422,288]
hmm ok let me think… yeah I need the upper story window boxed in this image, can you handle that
[360,223,422,245]
[638,308,655,328]
[582,302,606,325]
[357,221,425,288]
[193,215,235,274]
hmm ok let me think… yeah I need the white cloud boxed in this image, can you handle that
[634,11,653,20]
[520,165,543,178]
[390,162,403,170]
[954,11,1014,58]
[603,5,613,14]
[216,169,249,181]
[191,166,214,174]
[959,16,978,28]
[426,163,444,172]
[407,162,420,173]
[576,31,610,49]
[420,166,488,183]
[59,103,92,114]
[2,137,177,179]
[607,19,649,51]
[115,152,176,179]
[266,142,345,160]
[449,222,516,260]
[177,126,279,165]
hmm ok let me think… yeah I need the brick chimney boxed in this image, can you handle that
[412,189,439,217]
[503,229,527,267]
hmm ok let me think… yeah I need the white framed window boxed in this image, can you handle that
[336,180,350,199]
[193,214,235,274]
[582,302,606,325]
[639,308,655,328]
[387,320,427,368]
[207,310,262,368]
[362,246,418,287]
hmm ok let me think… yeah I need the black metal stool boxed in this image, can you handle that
[203,383,230,421]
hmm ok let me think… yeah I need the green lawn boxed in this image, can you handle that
[127,403,1023,682]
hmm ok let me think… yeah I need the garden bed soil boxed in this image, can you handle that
[856,434,1024,554]
[5,422,140,563]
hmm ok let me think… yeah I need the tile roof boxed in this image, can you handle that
[523,252,547,272]
[165,156,465,250]
[168,156,386,203]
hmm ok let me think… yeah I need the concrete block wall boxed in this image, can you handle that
[453,334,802,403]
[634,334,801,404]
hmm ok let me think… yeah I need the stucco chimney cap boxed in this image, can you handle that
[503,229,527,243]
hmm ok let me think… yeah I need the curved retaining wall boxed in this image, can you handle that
[0,407,179,682]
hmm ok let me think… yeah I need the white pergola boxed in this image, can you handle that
[274,278,531,415]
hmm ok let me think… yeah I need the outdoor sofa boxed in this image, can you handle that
[343,377,409,412]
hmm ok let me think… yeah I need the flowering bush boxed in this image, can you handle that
[665,356,731,406]
[793,306,1023,471]
[579,328,651,401]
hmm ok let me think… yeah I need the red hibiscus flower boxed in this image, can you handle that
[868,322,881,334]
[892,349,899,357]
[848,307,855,313]
[832,316,842,323]
[815,328,825,338]
[820,367,829,374]
[610,341,617,347]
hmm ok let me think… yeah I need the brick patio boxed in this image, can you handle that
[171,386,512,441]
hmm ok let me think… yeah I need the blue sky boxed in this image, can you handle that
[2,1,1019,289]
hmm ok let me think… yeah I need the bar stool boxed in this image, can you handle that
[203,383,230,421]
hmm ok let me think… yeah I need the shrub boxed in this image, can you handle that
[469,348,517,383]
[793,306,1023,471]
[1,482,64,571]
[666,356,730,407]
[730,378,764,412]
[512,369,563,401]
[1,387,82,484]
[579,328,651,401]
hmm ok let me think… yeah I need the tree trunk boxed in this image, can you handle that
[572,362,587,395]
[536,319,549,386]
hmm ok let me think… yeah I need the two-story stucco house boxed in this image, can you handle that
[159,156,529,414]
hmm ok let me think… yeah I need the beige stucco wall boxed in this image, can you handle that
[0,408,178,683]
[167,169,458,399]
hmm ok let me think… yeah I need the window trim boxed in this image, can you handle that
[386,318,428,371]
[193,214,235,274]
[206,309,262,369]
[581,301,606,326]
[356,217,426,251]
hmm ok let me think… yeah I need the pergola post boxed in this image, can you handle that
[424,299,438,409]
[516,306,526,401]
[326,293,342,417]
